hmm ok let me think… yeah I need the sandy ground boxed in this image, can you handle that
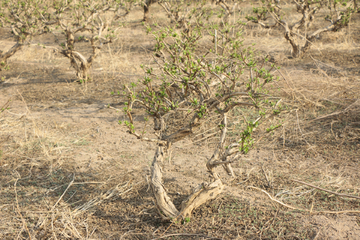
[1,5,360,239]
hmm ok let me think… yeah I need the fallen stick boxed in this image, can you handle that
[249,186,360,214]
[51,174,75,211]
[292,179,360,200]
[153,233,222,240]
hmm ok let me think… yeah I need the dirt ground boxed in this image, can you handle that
[1,3,360,240]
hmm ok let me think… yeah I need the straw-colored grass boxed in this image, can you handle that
[0,2,359,239]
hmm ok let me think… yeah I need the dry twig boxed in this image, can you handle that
[152,233,222,240]
[14,179,32,240]
[292,179,360,200]
[51,174,75,211]
[249,186,360,214]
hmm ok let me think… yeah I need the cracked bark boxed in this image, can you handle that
[150,146,224,220]
[0,43,23,70]
[150,115,234,220]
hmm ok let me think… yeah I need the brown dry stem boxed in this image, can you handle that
[292,179,360,200]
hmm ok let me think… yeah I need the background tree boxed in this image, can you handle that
[143,0,236,23]
[46,0,132,81]
[0,0,50,70]
[355,0,360,12]
[247,0,356,58]
[1,0,136,79]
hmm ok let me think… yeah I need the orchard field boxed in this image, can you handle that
[1,0,360,239]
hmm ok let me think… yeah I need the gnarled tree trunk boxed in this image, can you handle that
[0,43,23,70]
[59,49,96,80]
[150,115,235,221]
[143,0,157,21]
[150,146,224,220]
[59,29,101,80]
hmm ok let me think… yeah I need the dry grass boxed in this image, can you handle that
[0,96,140,239]
[0,3,360,239]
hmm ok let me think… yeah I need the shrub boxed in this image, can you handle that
[119,5,283,220]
